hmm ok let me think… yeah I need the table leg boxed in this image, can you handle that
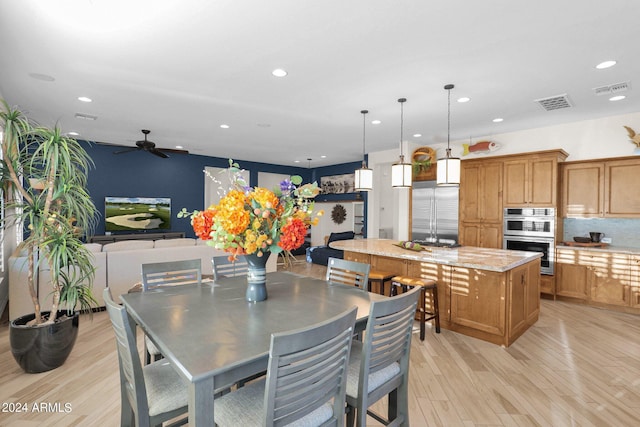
[189,378,215,426]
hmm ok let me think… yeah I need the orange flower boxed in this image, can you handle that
[217,190,250,235]
[191,209,215,240]
[250,187,279,210]
[278,217,307,251]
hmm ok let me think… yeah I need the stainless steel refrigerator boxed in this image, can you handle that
[411,180,459,245]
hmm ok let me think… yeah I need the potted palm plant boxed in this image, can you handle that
[1,99,98,373]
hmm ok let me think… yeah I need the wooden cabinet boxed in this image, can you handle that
[460,223,502,248]
[556,248,589,299]
[540,274,555,296]
[605,159,640,217]
[503,151,567,207]
[556,248,635,309]
[561,157,640,218]
[459,160,503,222]
[584,251,630,306]
[507,261,540,339]
[459,159,502,248]
[628,255,640,308]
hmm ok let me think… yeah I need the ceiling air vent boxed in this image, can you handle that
[534,94,572,111]
[593,81,631,96]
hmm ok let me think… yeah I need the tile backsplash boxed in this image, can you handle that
[563,218,640,248]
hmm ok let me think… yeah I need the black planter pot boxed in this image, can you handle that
[10,311,80,373]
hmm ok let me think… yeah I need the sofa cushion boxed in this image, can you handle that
[102,240,155,252]
[154,238,196,248]
[327,231,355,244]
[84,243,104,253]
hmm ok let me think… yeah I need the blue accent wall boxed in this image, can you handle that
[82,141,363,238]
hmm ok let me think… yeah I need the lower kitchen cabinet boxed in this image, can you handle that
[631,255,640,308]
[540,274,555,296]
[556,249,589,299]
[556,248,638,313]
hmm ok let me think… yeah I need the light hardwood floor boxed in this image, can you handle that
[1,261,639,426]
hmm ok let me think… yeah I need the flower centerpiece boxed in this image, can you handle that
[178,160,322,301]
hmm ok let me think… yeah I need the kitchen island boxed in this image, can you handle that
[330,238,543,347]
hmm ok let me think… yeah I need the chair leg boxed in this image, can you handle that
[432,286,441,333]
[419,287,426,341]
[346,404,356,427]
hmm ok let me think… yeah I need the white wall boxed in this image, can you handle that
[368,111,640,241]
[311,202,356,246]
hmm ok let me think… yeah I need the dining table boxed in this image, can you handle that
[119,270,387,426]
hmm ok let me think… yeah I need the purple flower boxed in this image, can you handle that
[280,179,295,194]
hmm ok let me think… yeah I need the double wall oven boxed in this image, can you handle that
[503,207,555,275]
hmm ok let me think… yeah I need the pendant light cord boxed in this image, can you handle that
[398,98,406,160]
[361,110,368,167]
[444,84,454,158]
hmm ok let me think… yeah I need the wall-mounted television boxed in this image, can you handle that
[105,197,171,232]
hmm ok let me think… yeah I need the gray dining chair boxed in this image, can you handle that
[213,306,358,427]
[103,288,188,427]
[345,285,421,427]
[141,259,202,364]
[326,257,371,291]
[211,255,249,281]
[141,258,202,291]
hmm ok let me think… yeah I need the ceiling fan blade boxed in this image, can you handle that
[149,148,170,158]
[113,147,140,155]
[158,147,189,155]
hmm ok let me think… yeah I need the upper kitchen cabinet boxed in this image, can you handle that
[561,156,640,218]
[503,150,568,207]
[460,159,503,222]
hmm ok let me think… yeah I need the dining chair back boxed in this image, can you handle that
[326,257,371,291]
[141,259,202,291]
[103,288,188,427]
[213,306,358,427]
[212,255,249,281]
[345,285,421,427]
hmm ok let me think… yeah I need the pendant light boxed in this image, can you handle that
[437,84,461,186]
[391,98,412,188]
[354,109,373,191]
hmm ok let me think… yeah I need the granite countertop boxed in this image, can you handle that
[556,243,640,255]
[330,238,542,273]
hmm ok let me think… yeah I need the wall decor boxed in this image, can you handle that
[623,126,640,154]
[321,173,355,194]
[331,204,347,224]
[412,146,436,181]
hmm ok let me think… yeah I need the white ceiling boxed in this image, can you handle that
[1,0,639,167]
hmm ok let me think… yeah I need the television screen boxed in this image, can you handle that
[105,197,171,232]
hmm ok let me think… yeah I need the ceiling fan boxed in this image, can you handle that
[113,130,189,158]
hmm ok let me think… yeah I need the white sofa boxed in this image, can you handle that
[8,238,277,320]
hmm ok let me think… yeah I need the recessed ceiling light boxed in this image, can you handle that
[272,68,288,77]
[294,160,301,163]
[320,155,327,159]
[493,118,504,123]
[457,97,470,103]
[78,96,92,102]
[596,60,617,69]
[609,95,626,101]
[67,131,80,136]
[175,145,184,149]
[371,120,381,125]
[413,133,422,138]
[220,124,230,129]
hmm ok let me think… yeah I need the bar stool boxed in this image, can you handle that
[390,275,441,340]
[368,270,396,296]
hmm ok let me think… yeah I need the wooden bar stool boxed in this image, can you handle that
[368,270,396,296]
[390,275,441,340]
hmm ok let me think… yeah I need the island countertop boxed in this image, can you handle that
[330,238,542,273]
